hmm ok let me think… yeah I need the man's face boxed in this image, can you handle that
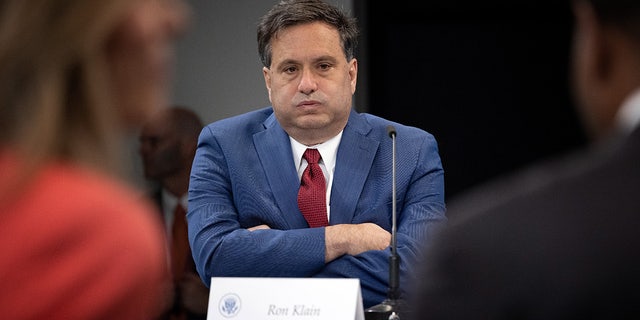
[262,21,357,145]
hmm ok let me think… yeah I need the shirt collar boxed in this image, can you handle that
[290,131,343,173]
[161,188,188,211]
[615,87,640,135]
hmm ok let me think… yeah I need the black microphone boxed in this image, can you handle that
[364,125,407,320]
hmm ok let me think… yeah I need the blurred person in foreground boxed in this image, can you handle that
[139,106,209,319]
[0,0,189,318]
[188,0,446,309]
[410,0,640,318]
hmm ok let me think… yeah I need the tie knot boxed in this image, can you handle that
[303,148,321,164]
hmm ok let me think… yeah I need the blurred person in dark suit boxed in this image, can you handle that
[0,0,189,318]
[140,106,209,320]
[409,0,640,318]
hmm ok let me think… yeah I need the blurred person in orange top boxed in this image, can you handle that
[0,0,190,319]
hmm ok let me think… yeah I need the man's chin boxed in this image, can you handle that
[297,114,329,128]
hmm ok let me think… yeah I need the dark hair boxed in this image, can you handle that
[585,0,640,40]
[256,0,358,68]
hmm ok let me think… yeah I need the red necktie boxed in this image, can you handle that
[298,148,329,228]
[171,204,190,280]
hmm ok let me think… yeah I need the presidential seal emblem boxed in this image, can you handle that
[218,293,241,318]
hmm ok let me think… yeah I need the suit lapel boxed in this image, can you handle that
[253,110,379,227]
[330,111,378,224]
[253,115,309,228]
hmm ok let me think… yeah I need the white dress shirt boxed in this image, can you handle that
[290,131,343,222]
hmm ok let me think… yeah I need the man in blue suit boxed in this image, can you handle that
[187,0,446,308]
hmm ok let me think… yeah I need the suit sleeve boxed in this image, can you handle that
[187,126,329,286]
[312,133,447,308]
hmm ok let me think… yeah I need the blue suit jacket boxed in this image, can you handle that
[188,107,446,308]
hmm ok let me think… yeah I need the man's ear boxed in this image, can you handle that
[263,66,273,103]
[348,58,358,95]
[571,0,629,138]
[574,1,612,83]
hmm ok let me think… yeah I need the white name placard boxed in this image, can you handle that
[207,277,364,320]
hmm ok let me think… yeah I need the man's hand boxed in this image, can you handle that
[248,224,271,231]
[324,223,391,262]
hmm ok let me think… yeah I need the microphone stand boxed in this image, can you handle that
[364,126,408,320]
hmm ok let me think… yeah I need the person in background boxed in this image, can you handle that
[409,0,640,318]
[187,0,446,309]
[0,0,189,318]
[139,106,209,320]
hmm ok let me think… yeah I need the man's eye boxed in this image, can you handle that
[284,66,297,73]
